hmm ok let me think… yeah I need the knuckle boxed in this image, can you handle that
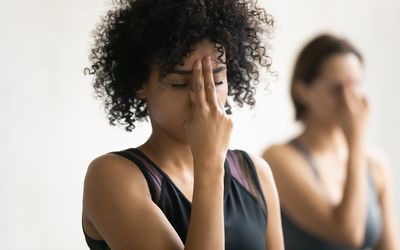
[209,105,218,113]
[194,82,204,92]
[214,107,223,116]
[206,83,215,90]
[199,106,209,115]
[225,119,233,130]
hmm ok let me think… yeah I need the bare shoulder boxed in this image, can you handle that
[84,153,149,198]
[82,153,184,249]
[263,142,298,160]
[85,153,145,180]
[82,152,151,227]
[245,151,280,202]
[258,143,312,196]
[262,143,288,161]
[262,143,305,173]
[246,152,274,182]
[245,152,285,249]
[365,145,392,195]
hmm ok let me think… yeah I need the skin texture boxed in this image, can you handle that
[83,40,284,250]
[263,53,399,249]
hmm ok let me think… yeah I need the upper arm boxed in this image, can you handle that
[82,154,184,250]
[262,145,351,243]
[248,153,284,250]
[368,149,400,250]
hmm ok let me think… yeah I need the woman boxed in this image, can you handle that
[82,0,284,249]
[263,34,399,250]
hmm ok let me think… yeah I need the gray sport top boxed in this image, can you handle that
[281,139,382,250]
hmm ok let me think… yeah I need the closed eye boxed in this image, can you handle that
[171,82,189,88]
[171,81,224,89]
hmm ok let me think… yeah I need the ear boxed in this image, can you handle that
[293,80,309,106]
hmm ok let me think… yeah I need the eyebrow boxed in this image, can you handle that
[169,66,226,75]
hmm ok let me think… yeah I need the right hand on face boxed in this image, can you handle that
[339,83,369,145]
[184,57,233,167]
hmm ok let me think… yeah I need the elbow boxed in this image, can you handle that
[334,211,365,247]
[341,225,365,248]
[347,233,364,248]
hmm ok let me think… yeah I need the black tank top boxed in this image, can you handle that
[281,139,382,250]
[83,149,268,250]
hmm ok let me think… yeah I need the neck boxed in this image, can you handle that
[138,125,194,173]
[299,117,346,155]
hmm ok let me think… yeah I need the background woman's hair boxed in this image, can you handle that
[85,0,274,131]
[290,34,363,121]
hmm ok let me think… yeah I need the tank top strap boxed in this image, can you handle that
[227,150,267,215]
[289,139,320,178]
[111,148,163,203]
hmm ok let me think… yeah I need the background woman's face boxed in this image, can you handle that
[303,53,364,124]
[143,40,228,141]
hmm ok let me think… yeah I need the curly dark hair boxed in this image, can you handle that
[85,0,274,131]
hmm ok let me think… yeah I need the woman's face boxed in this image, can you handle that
[141,40,228,141]
[300,53,364,124]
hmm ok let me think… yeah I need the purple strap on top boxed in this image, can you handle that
[131,149,163,192]
[226,150,250,192]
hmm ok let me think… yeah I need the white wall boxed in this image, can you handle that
[0,0,398,249]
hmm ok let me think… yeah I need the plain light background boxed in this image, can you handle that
[0,0,399,249]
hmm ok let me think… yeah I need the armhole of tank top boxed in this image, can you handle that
[229,150,268,217]
[82,216,110,249]
[111,149,162,203]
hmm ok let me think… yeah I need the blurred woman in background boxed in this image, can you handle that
[263,34,399,250]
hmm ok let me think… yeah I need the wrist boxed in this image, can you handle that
[193,152,226,167]
[346,133,364,148]
[193,159,225,178]
[347,141,365,160]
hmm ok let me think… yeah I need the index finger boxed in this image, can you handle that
[192,60,207,108]
[202,56,219,110]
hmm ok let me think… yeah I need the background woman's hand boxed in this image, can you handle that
[339,82,369,146]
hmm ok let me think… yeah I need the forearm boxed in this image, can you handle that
[335,142,368,245]
[375,173,400,250]
[184,160,225,250]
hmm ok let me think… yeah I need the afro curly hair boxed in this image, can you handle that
[85,0,274,131]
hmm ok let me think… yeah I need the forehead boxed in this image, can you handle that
[318,53,363,84]
[176,40,226,69]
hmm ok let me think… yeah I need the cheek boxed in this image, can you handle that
[308,94,331,114]
[318,97,336,111]
[313,89,335,105]
[318,93,334,103]
[216,84,228,104]
[148,92,189,118]
[318,97,341,116]
[164,94,191,115]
